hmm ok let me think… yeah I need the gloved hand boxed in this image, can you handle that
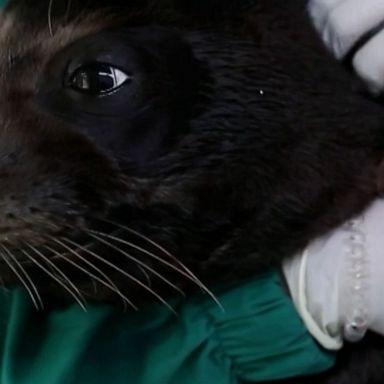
[284,199,384,350]
[309,0,384,94]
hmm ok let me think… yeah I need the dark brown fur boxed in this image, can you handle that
[1,0,384,382]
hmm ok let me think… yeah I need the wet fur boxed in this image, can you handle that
[2,0,384,382]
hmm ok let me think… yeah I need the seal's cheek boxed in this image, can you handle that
[0,113,128,245]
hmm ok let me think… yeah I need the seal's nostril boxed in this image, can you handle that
[5,213,15,219]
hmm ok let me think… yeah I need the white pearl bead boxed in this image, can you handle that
[353,283,364,292]
[348,231,366,244]
[347,244,366,260]
[345,219,362,230]
[349,263,364,273]
[344,321,368,342]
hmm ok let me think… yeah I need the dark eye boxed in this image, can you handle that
[69,63,131,95]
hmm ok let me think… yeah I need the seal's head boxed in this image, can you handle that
[0,0,383,307]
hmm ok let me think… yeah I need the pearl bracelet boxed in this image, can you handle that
[342,219,370,343]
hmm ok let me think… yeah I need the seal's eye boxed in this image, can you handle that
[69,63,131,96]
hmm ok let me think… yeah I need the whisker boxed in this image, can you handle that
[88,228,223,310]
[48,240,118,293]
[53,237,130,311]
[99,218,179,260]
[88,228,200,283]
[1,244,44,310]
[21,243,87,311]
[65,235,151,288]
[48,0,54,37]
[45,239,138,311]
[65,235,185,297]
[51,237,176,314]
[64,237,153,292]
[94,218,213,286]
[138,265,152,288]
[0,245,41,310]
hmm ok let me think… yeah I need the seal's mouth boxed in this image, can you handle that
[0,223,134,309]
[0,212,125,258]
[0,216,220,311]
[0,218,112,287]
[0,237,95,267]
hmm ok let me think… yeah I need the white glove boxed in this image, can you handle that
[284,199,384,350]
[309,0,384,93]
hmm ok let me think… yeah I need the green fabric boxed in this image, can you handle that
[0,271,335,383]
[0,1,6,8]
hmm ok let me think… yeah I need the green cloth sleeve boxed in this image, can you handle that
[0,271,335,384]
